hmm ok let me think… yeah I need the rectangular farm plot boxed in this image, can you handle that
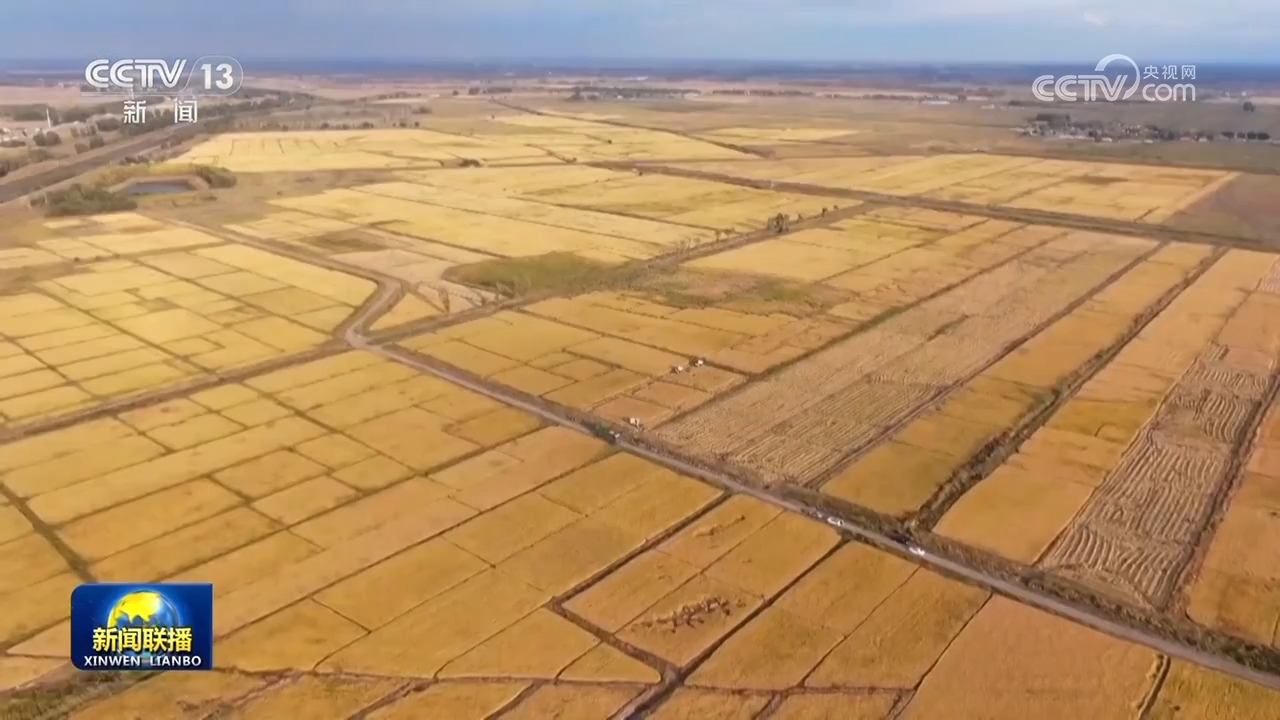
[526,291,857,376]
[685,219,932,282]
[659,231,1157,485]
[674,154,1237,224]
[1,351,557,533]
[269,178,714,263]
[520,171,837,232]
[683,542,986,692]
[823,241,1214,516]
[0,354,694,663]
[177,129,543,172]
[563,496,838,667]
[938,250,1280,608]
[351,181,716,249]
[398,308,747,419]
[1186,397,1280,644]
[0,247,375,425]
[312,454,717,678]
[1146,661,1280,719]
[897,597,1158,720]
[399,164,622,196]
[32,220,222,261]
[0,499,80,645]
[223,210,360,245]
[821,221,1060,324]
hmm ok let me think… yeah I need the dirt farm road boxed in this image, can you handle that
[342,318,1280,692]
[611,163,1273,252]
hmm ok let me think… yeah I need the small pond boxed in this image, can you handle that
[121,180,195,196]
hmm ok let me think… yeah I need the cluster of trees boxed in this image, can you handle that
[312,119,419,129]
[369,91,423,101]
[1027,110,1273,143]
[569,86,689,100]
[710,88,808,97]
[35,184,137,216]
[31,131,61,147]
[1032,112,1072,125]
[1,101,115,125]
[193,165,236,188]
[1222,130,1271,140]
[73,135,106,154]
[465,86,513,95]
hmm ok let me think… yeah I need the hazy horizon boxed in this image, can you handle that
[6,2,1278,65]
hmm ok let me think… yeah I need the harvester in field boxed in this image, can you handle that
[585,422,621,444]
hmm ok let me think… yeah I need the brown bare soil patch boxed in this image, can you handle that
[637,268,849,315]
[444,252,613,297]
[1169,174,1280,246]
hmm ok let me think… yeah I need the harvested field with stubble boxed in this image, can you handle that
[1184,389,1280,646]
[23,342,1258,719]
[7,298,1280,720]
[823,241,1216,516]
[934,250,1280,609]
[175,120,750,174]
[659,228,1157,484]
[672,153,1239,224]
[10,95,1280,717]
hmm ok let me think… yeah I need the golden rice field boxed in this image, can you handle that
[3,352,1278,717]
[398,308,747,426]
[394,208,1119,414]
[5,112,1280,715]
[660,222,1166,483]
[1187,400,1280,647]
[677,153,1239,223]
[0,215,377,425]
[373,180,1280,658]
[392,213,1033,421]
[216,164,842,270]
[647,233,1280,626]
[174,116,747,173]
[927,250,1280,610]
[510,167,838,232]
[264,180,714,264]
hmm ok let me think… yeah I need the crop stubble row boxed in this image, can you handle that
[822,241,1216,517]
[1187,388,1280,645]
[659,230,1156,484]
[938,249,1280,609]
[1039,251,1280,608]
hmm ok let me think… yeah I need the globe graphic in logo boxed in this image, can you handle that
[107,591,181,659]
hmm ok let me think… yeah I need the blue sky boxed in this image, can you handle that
[5,1,1276,63]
